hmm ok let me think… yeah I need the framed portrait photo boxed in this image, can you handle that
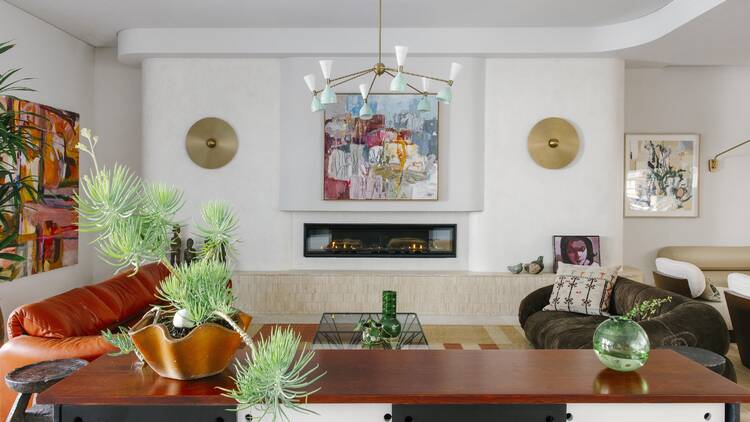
[624,134,700,217]
[553,235,601,273]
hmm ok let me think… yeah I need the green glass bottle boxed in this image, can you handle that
[593,316,650,372]
[380,290,402,339]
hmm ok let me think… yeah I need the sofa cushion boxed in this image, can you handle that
[524,310,607,349]
[7,262,168,339]
[543,264,619,316]
[85,273,155,322]
[8,288,119,338]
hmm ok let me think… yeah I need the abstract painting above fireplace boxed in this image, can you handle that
[304,224,456,258]
[323,94,439,201]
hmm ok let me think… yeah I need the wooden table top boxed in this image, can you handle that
[37,350,750,406]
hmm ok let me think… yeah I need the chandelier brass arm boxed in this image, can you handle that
[328,68,376,84]
[326,68,376,91]
[385,68,453,85]
[383,70,425,95]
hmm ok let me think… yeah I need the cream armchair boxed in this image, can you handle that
[655,246,750,331]
[726,273,750,367]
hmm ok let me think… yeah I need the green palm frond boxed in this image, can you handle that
[221,326,324,422]
[0,41,39,269]
[196,200,239,262]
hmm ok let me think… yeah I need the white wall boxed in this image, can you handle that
[624,67,750,282]
[280,57,484,212]
[141,57,626,273]
[91,48,142,280]
[471,58,625,272]
[142,58,291,271]
[0,2,94,317]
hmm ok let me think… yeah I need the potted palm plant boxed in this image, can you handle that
[0,41,39,281]
[77,130,322,420]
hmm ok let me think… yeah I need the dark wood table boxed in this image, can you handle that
[37,349,750,422]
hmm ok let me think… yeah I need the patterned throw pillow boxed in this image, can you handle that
[543,263,620,316]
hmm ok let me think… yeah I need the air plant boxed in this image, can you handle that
[221,327,324,422]
[101,327,138,357]
[78,130,322,421]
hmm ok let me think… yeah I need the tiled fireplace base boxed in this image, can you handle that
[232,271,557,325]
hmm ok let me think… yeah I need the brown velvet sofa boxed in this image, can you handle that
[519,277,733,378]
[0,263,169,420]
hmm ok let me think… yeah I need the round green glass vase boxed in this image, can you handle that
[380,290,402,339]
[593,316,650,372]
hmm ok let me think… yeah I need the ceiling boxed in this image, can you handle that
[5,0,674,47]
[620,0,750,66]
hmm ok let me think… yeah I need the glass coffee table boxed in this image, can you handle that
[312,312,429,350]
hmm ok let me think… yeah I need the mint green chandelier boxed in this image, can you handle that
[302,0,462,119]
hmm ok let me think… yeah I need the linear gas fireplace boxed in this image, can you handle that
[304,224,457,258]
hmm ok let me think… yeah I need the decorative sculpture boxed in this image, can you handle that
[184,238,197,265]
[524,256,545,274]
[170,226,182,266]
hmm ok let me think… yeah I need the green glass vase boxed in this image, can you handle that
[380,290,402,339]
[593,316,650,372]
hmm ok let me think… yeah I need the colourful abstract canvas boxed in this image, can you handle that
[0,97,79,280]
[323,94,439,200]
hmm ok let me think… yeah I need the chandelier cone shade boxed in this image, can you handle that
[304,0,459,112]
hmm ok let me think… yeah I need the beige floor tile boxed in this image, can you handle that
[422,325,493,344]
[484,325,512,345]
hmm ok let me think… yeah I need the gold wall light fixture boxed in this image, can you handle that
[185,117,238,169]
[527,117,580,169]
[708,139,750,172]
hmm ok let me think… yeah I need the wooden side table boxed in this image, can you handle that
[4,359,87,422]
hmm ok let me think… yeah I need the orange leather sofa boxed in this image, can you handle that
[0,263,169,420]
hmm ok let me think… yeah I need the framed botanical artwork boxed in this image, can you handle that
[624,134,700,218]
[553,235,601,273]
[323,93,439,200]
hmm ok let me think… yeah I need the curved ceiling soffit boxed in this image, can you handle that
[117,0,725,65]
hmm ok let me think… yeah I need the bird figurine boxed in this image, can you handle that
[507,263,524,274]
[524,256,545,274]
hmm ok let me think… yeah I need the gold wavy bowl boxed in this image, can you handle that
[130,311,252,380]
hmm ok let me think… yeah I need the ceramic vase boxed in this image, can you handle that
[129,311,252,380]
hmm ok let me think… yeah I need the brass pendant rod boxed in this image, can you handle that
[386,68,452,85]
[378,0,383,64]
[330,69,377,89]
[384,70,425,95]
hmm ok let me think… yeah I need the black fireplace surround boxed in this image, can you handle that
[303,224,457,258]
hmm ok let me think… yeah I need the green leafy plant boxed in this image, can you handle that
[77,130,322,421]
[102,327,137,356]
[625,296,673,322]
[222,327,323,421]
[0,41,40,280]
